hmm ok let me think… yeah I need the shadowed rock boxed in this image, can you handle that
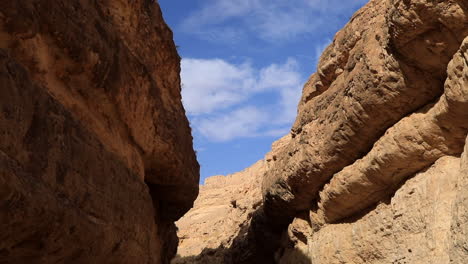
[0,1,199,263]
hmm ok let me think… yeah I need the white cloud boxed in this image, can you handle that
[257,58,301,90]
[181,58,255,115]
[181,58,303,142]
[195,106,268,142]
[181,0,368,42]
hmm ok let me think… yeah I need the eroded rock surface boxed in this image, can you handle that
[276,12,468,264]
[172,161,264,264]
[450,136,468,262]
[279,154,465,264]
[173,135,290,264]
[263,0,468,224]
[0,1,199,263]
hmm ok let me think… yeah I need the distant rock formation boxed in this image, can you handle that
[0,1,199,263]
[174,0,468,263]
[172,160,264,264]
[172,134,290,264]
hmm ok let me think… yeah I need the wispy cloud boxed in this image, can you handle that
[181,58,255,115]
[194,106,268,142]
[181,58,303,142]
[180,0,368,43]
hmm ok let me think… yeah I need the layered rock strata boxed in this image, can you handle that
[274,3,468,262]
[279,152,467,264]
[263,0,468,225]
[0,1,199,263]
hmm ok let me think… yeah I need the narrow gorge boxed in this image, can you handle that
[1,0,467,264]
[174,0,468,263]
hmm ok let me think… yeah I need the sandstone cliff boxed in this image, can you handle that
[172,134,291,264]
[172,161,264,264]
[174,0,468,263]
[0,1,199,263]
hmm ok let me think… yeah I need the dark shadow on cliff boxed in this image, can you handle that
[172,242,312,264]
[171,205,313,264]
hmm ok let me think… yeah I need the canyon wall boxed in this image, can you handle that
[0,1,199,263]
[175,0,468,263]
[172,134,290,264]
[172,160,265,264]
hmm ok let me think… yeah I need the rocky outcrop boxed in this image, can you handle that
[0,1,199,263]
[263,0,468,225]
[272,3,468,263]
[172,160,264,264]
[172,134,290,264]
[279,154,466,264]
[450,136,468,262]
[316,32,468,225]
[174,0,468,263]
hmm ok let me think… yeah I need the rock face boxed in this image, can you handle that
[174,0,468,263]
[172,134,291,264]
[263,0,468,224]
[0,1,199,263]
[172,160,264,264]
[273,1,468,262]
[279,154,466,264]
[451,136,468,263]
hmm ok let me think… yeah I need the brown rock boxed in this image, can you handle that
[263,0,468,226]
[172,135,291,264]
[173,160,265,263]
[274,11,468,264]
[279,155,463,264]
[317,36,468,224]
[450,135,468,262]
[0,1,199,263]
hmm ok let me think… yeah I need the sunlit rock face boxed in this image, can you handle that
[172,134,290,264]
[263,0,468,224]
[0,1,199,263]
[174,0,468,263]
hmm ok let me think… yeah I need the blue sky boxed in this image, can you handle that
[158,0,368,183]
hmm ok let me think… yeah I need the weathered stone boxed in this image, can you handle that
[174,160,265,263]
[263,0,468,225]
[274,34,468,264]
[0,1,199,263]
[173,135,291,264]
[280,155,463,264]
[450,135,468,262]
[317,36,468,224]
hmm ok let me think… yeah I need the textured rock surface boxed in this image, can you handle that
[0,1,199,263]
[172,160,264,264]
[279,155,464,264]
[263,0,468,224]
[277,19,468,264]
[316,33,468,224]
[450,135,468,262]
[173,135,290,264]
